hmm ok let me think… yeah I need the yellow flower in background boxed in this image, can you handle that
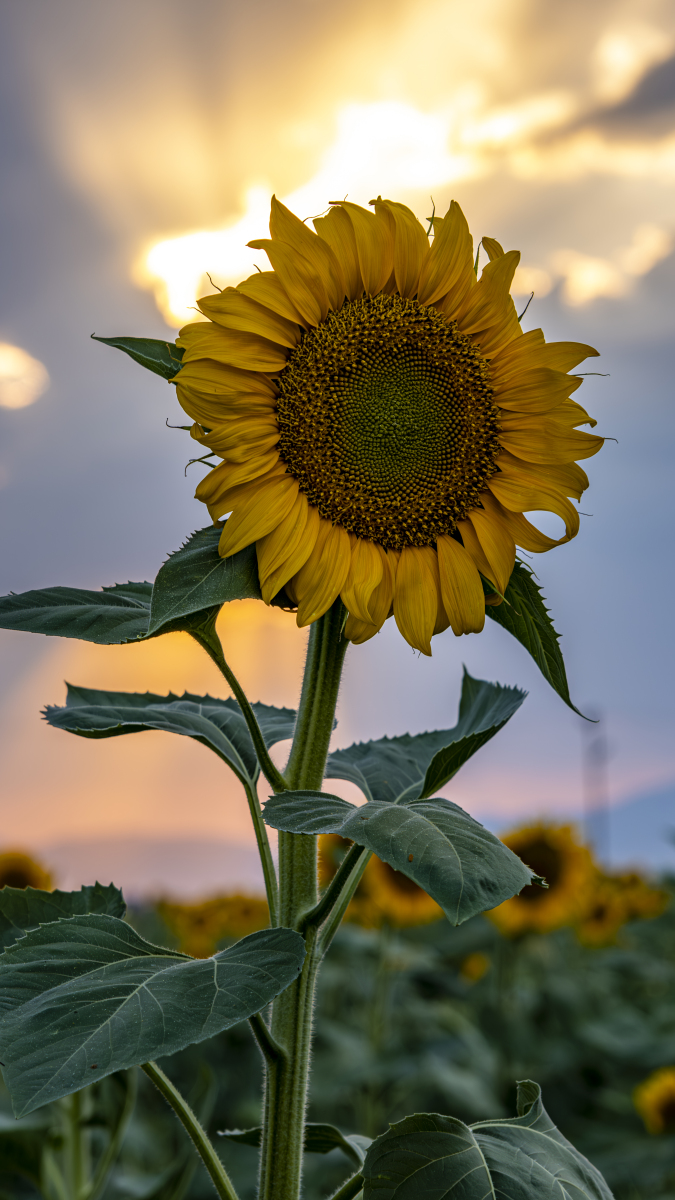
[157,894,269,958]
[176,196,603,655]
[318,833,442,928]
[488,824,595,936]
[0,849,52,891]
[576,871,669,947]
[634,1067,675,1134]
[460,951,491,984]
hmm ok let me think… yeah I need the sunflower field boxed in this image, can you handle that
[1,833,673,1200]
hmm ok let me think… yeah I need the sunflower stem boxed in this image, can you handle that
[141,1062,240,1200]
[243,782,280,928]
[258,600,349,1200]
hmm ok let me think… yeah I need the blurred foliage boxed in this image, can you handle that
[1,840,674,1199]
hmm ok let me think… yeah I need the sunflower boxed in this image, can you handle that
[157,894,269,958]
[634,1067,675,1134]
[487,823,595,936]
[576,871,669,947]
[175,197,602,654]
[459,951,491,984]
[0,848,52,891]
[318,833,442,928]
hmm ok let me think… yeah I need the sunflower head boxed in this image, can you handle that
[634,1067,675,1134]
[575,871,669,947]
[157,893,269,958]
[176,195,602,655]
[318,834,442,928]
[0,849,52,891]
[488,823,595,936]
[459,951,491,984]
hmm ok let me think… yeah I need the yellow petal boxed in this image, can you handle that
[344,615,379,644]
[436,535,485,634]
[257,497,321,603]
[237,270,307,325]
[372,198,430,298]
[487,459,580,540]
[193,415,279,461]
[269,196,344,311]
[393,546,439,656]
[176,359,278,396]
[496,368,582,414]
[314,206,362,301]
[195,455,282,516]
[218,475,299,557]
[466,506,516,595]
[197,287,301,349]
[336,202,394,296]
[178,387,277,426]
[491,334,599,383]
[247,238,328,326]
[417,201,475,309]
[341,537,384,624]
[456,519,498,589]
[499,420,604,464]
[549,398,597,428]
[177,322,288,372]
[482,236,505,261]
[293,521,352,626]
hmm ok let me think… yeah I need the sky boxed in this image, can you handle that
[1,0,674,895]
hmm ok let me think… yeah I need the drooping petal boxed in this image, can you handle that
[195,455,282,516]
[292,521,352,626]
[393,546,440,656]
[257,495,321,603]
[314,206,363,301]
[417,201,475,309]
[488,494,565,552]
[466,505,516,595]
[197,287,301,348]
[344,614,379,644]
[372,199,430,298]
[487,456,581,540]
[336,202,394,296]
[341,537,384,623]
[436,535,485,634]
[456,518,500,591]
[218,474,299,557]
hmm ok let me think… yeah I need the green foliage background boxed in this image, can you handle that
[3,886,672,1200]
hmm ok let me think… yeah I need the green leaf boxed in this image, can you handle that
[148,526,261,635]
[485,560,586,717]
[0,583,152,644]
[361,1081,613,1199]
[220,1123,371,1167]
[0,917,305,1117]
[148,525,295,635]
[262,792,538,924]
[326,670,526,804]
[0,882,126,950]
[44,685,296,789]
[92,335,184,381]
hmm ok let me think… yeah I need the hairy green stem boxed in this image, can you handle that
[328,1174,364,1200]
[243,782,279,928]
[142,1062,240,1200]
[318,846,372,955]
[258,601,349,1200]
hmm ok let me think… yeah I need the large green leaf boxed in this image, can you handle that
[361,1081,613,1199]
[326,670,526,804]
[0,917,305,1117]
[148,526,261,634]
[220,1123,371,1168]
[44,685,296,788]
[263,792,538,924]
[92,335,184,381]
[0,883,125,950]
[0,582,152,644]
[485,560,585,717]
